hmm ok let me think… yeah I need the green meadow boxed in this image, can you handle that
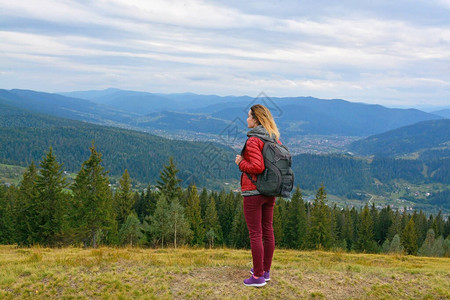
[1,246,449,299]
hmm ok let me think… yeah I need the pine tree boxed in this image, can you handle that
[340,208,354,251]
[133,192,140,216]
[134,185,158,223]
[273,202,283,247]
[180,185,190,208]
[0,185,15,244]
[276,197,288,247]
[432,211,445,237]
[357,205,377,252]
[134,190,147,222]
[15,162,39,246]
[71,144,116,248]
[369,203,379,245]
[418,228,436,256]
[156,157,182,201]
[199,187,209,218]
[230,197,249,248]
[376,205,393,245]
[284,187,307,249]
[114,169,135,228]
[216,190,227,220]
[349,207,360,249]
[401,218,418,255]
[185,185,205,246]
[307,185,333,249]
[149,194,170,247]
[330,203,339,248]
[204,196,222,247]
[387,210,402,242]
[168,198,192,248]
[400,212,409,234]
[414,210,428,248]
[427,214,434,233]
[389,234,404,254]
[431,236,445,257]
[218,191,236,246]
[35,147,69,246]
[381,239,390,253]
[119,213,145,247]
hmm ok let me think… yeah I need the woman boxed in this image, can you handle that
[235,104,280,287]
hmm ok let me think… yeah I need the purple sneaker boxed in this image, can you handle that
[243,275,266,287]
[250,268,270,281]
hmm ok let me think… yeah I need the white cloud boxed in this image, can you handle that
[435,0,450,8]
[0,0,449,107]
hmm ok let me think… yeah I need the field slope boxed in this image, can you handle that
[0,246,448,299]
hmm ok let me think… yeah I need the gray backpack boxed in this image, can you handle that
[242,137,294,198]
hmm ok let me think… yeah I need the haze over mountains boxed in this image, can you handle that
[2,88,445,143]
[431,109,450,119]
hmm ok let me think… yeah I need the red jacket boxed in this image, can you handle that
[239,137,265,192]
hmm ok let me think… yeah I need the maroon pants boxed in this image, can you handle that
[243,194,275,277]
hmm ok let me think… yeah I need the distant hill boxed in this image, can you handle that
[276,97,442,136]
[137,97,442,137]
[431,109,450,119]
[0,103,238,189]
[58,88,124,100]
[0,89,136,125]
[348,119,450,157]
[57,89,443,137]
[76,90,178,114]
[61,89,245,114]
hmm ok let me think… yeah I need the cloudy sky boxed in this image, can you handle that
[1,0,449,108]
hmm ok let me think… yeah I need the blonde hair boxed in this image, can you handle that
[251,104,280,140]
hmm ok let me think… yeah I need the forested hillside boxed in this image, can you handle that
[292,154,449,210]
[348,119,450,157]
[0,103,238,189]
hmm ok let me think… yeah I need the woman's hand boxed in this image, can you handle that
[235,154,243,166]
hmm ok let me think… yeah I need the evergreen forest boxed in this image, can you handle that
[0,145,449,258]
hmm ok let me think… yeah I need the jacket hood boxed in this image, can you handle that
[247,125,276,142]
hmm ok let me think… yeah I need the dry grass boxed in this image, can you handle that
[0,245,449,299]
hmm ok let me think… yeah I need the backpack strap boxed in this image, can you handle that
[246,172,257,185]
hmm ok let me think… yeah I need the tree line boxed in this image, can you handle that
[0,145,449,257]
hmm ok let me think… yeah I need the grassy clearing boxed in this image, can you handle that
[0,245,449,299]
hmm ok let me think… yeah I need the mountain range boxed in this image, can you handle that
[2,88,449,156]
[1,88,442,141]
